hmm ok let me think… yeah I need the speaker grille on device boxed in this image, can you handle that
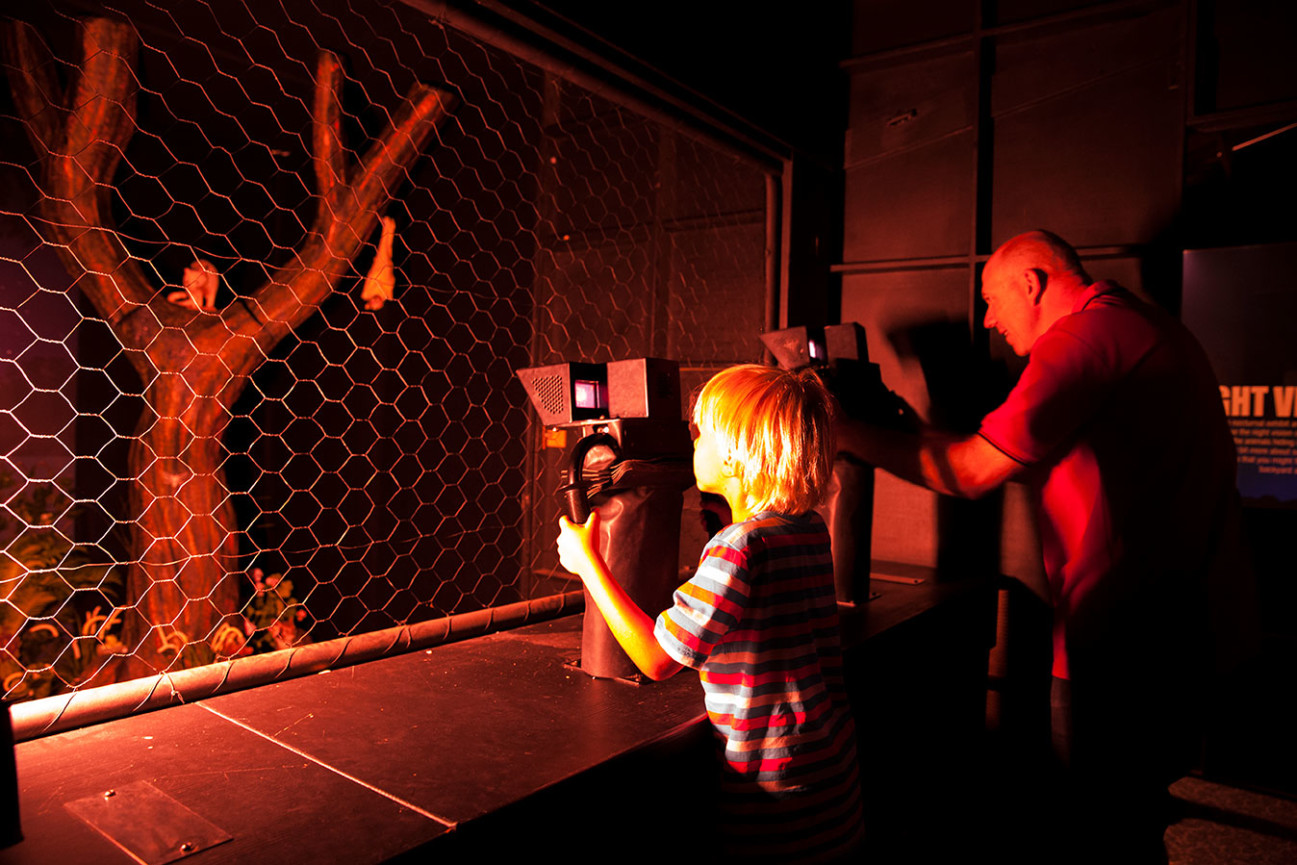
[536,375,566,415]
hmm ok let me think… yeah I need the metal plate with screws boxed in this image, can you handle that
[65,780,232,864]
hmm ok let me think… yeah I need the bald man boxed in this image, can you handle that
[840,230,1249,863]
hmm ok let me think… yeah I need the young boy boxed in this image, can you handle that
[557,364,864,863]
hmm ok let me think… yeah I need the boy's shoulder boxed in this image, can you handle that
[711,510,829,554]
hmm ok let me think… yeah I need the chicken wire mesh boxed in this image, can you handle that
[0,0,773,701]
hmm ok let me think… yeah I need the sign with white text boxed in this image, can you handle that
[1184,243,1297,507]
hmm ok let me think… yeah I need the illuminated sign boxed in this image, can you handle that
[1184,243,1297,506]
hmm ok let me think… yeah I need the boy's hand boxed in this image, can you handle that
[557,509,600,580]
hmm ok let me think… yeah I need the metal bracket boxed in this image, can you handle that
[65,780,232,864]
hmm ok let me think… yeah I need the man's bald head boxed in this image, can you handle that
[980,230,1093,356]
[987,230,1091,285]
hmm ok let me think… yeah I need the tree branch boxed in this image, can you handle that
[7,18,155,328]
[230,77,456,354]
[63,19,139,202]
[312,51,346,215]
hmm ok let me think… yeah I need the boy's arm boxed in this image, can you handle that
[557,512,683,681]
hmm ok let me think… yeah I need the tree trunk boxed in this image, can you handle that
[122,354,247,672]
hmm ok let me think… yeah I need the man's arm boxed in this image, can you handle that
[557,512,683,681]
[836,418,1023,499]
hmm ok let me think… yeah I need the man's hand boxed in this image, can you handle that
[557,510,600,580]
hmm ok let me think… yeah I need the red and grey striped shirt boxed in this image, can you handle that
[655,511,864,862]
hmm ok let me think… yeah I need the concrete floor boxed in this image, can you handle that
[1167,776,1297,865]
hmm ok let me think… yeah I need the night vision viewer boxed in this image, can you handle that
[517,358,693,679]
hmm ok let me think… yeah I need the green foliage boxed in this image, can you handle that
[1,472,126,701]
[212,568,311,657]
[1,472,313,695]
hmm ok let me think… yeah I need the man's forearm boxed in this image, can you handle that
[836,418,1018,499]
[836,418,927,488]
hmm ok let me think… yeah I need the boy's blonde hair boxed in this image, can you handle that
[692,364,837,515]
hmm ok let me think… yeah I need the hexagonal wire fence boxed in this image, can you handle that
[0,0,774,706]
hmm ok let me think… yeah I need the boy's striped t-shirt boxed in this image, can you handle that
[654,511,863,862]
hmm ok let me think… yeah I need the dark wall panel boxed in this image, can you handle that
[990,8,1183,247]
[1084,255,1149,298]
[847,52,978,167]
[844,52,977,261]
[844,139,975,261]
